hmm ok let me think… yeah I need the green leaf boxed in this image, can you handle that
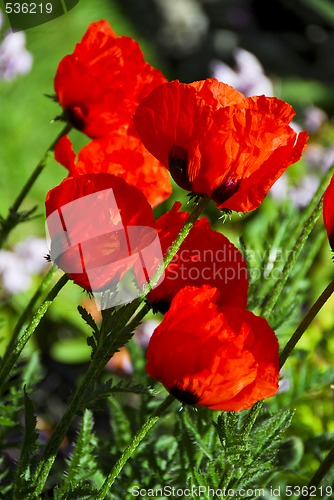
[13,388,40,494]
[77,305,99,335]
[180,410,213,461]
[57,409,100,497]
[81,379,156,411]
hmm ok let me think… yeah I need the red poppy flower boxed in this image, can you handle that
[54,135,172,209]
[146,285,279,411]
[133,78,308,212]
[54,20,167,138]
[323,175,334,252]
[137,202,248,311]
[45,173,156,292]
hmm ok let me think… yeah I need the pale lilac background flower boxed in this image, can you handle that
[0,237,49,295]
[210,48,274,96]
[270,144,334,207]
[0,9,33,80]
[134,319,161,348]
[303,106,328,135]
[304,144,334,173]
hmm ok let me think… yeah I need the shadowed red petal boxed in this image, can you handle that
[142,202,248,309]
[45,173,155,291]
[54,135,172,208]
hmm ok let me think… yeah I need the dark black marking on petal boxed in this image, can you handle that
[168,145,192,191]
[64,106,86,131]
[151,300,171,315]
[211,179,241,206]
[328,232,334,253]
[170,385,200,405]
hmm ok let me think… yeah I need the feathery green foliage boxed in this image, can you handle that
[54,409,101,498]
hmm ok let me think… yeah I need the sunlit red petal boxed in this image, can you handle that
[55,20,167,138]
[146,285,279,411]
[54,135,76,174]
[323,174,334,251]
[190,78,245,109]
[134,79,308,212]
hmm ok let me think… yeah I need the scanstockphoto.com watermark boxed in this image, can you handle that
[45,188,165,311]
[130,485,334,498]
[130,486,266,498]
[3,0,80,32]
[167,247,295,283]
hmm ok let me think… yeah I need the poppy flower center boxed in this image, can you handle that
[170,384,200,405]
[151,300,171,314]
[168,145,192,191]
[211,179,241,206]
[328,230,334,252]
[65,105,88,131]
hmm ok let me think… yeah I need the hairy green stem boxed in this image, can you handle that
[280,276,334,367]
[96,395,175,499]
[2,266,58,362]
[291,162,334,244]
[239,193,329,446]
[143,196,210,294]
[28,356,103,497]
[0,274,69,395]
[242,275,334,459]
[260,196,323,319]
[0,123,72,248]
[29,197,210,495]
[302,446,334,499]
[30,301,155,496]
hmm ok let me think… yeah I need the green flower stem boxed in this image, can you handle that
[163,196,210,269]
[302,445,334,499]
[280,276,334,367]
[2,266,58,363]
[30,301,155,497]
[0,274,69,396]
[291,162,334,244]
[29,356,105,497]
[29,197,210,495]
[143,195,210,293]
[240,194,329,441]
[241,275,334,454]
[0,123,72,249]
[260,196,323,319]
[96,394,175,499]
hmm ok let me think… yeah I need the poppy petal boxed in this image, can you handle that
[55,20,166,138]
[323,174,334,251]
[45,173,156,291]
[54,135,76,174]
[146,285,279,411]
[142,202,248,309]
[134,79,308,212]
[54,135,172,209]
